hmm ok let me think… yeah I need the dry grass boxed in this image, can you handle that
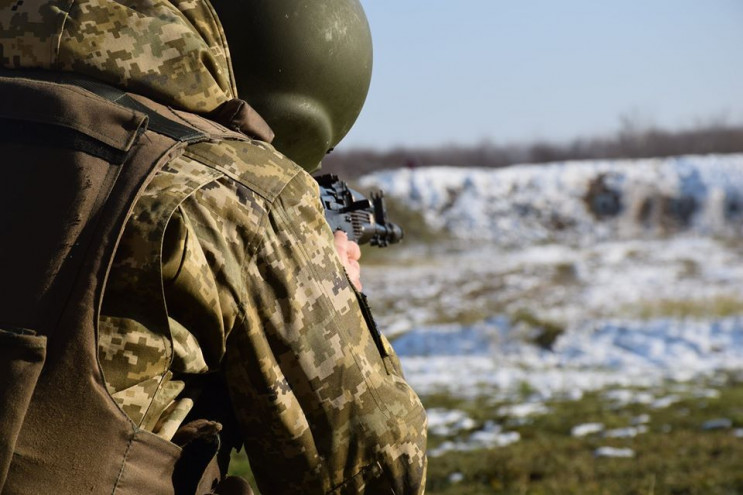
[624,297,743,320]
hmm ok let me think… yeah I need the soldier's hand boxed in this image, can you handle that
[333,230,362,291]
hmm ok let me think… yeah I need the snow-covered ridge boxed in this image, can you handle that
[359,154,743,245]
[360,155,743,456]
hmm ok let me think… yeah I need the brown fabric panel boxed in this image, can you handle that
[115,431,182,495]
[5,128,183,493]
[0,329,46,491]
[0,141,121,330]
[0,75,147,152]
[208,99,275,143]
[3,78,193,494]
[0,75,151,329]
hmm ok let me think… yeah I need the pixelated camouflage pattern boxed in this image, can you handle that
[211,148,427,494]
[100,137,427,493]
[0,0,236,113]
[2,0,427,488]
[99,155,223,427]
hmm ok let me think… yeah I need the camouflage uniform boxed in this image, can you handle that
[0,0,427,493]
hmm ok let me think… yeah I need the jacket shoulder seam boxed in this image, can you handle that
[183,140,303,204]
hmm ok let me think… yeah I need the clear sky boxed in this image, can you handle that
[341,0,743,151]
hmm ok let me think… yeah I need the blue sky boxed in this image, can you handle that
[341,1,743,150]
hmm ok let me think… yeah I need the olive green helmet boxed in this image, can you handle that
[213,0,373,172]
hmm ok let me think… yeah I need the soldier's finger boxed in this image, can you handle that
[347,259,362,291]
[333,230,349,257]
[346,240,361,262]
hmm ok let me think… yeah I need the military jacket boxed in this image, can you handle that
[99,138,428,493]
[0,0,427,493]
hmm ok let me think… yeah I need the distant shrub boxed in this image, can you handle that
[635,194,699,233]
[583,174,623,219]
[510,308,565,351]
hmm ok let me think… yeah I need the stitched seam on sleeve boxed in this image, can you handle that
[230,207,270,334]
[270,173,394,419]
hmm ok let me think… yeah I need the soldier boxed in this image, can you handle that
[0,0,427,494]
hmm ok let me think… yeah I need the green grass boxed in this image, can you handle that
[427,431,743,495]
[425,383,743,495]
[227,449,260,493]
[229,382,743,494]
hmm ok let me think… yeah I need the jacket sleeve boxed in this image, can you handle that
[222,169,427,494]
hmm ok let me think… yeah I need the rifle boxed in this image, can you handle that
[315,174,403,247]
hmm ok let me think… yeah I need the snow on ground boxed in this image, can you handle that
[497,402,550,418]
[359,153,743,246]
[430,422,521,457]
[571,423,605,437]
[427,409,477,436]
[604,426,648,438]
[365,239,743,401]
[358,154,743,451]
[594,447,635,458]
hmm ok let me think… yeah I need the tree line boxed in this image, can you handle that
[322,121,743,178]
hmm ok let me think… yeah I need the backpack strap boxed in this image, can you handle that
[0,69,209,143]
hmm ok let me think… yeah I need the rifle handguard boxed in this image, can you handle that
[315,174,404,247]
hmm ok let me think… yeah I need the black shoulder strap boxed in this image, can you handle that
[70,77,206,143]
[0,69,206,143]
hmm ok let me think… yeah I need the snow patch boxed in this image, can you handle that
[594,447,635,458]
[392,316,743,401]
[429,421,521,457]
[497,402,550,418]
[427,408,477,436]
[571,423,605,437]
[604,426,648,438]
